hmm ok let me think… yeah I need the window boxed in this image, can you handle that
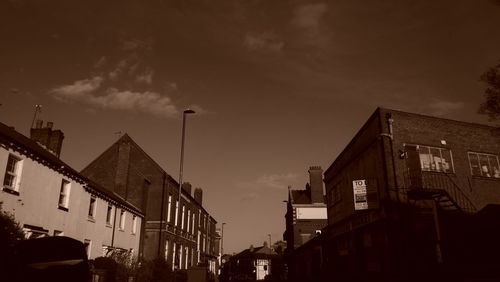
[3,154,22,192]
[165,240,169,261]
[88,196,97,219]
[167,195,172,223]
[58,179,71,210]
[172,242,177,270]
[329,181,342,206]
[132,215,137,234]
[175,200,179,226]
[187,210,191,233]
[468,152,500,178]
[119,209,126,230]
[181,205,186,230]
[405,144,454,173]
[84,239,91,258]
[191,213,195,234]
[106,204,113,226]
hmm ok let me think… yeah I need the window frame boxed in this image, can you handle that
[106,204,113,226]
[58,179,71,211]
[88,195,97,220]
[119,209,126,231]
[3,154,23,194]
[132,215,137,234]
[405,144,455,173]
[468,151,500,179]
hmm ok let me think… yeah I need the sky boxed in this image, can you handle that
[1,0,500,254]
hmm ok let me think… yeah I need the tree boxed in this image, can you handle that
[479,63,500,121]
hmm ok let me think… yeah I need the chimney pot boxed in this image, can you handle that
[35,119,43,129]
[46,122,53,129]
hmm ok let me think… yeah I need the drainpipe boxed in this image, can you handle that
[380,113,400,203]
[158,172,167,257]
[111,204,118,248]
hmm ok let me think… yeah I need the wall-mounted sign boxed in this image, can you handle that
[352,179,378,210]
[295,207,327,219]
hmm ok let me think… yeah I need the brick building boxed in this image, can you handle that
[287,108,500,282]
[0,121,142,259]
[283,166,327,253]
[81,134,219,272]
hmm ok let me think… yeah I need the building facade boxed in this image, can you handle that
[81,134,219,272]
[283,166,327,253]
[0,121,142,260]
[287,108,500,281]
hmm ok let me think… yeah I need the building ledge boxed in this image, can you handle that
[2,187,19,196]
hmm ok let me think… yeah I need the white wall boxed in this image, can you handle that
[0,147,141,259]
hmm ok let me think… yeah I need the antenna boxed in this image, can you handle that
[30,105,42,128]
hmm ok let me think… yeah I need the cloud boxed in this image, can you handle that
[108,59,129,80]
[428,100,465,116]
[51,76,104,100]
[292,3,328,30]
[136,69,154,84]
[290,3,331,49]
[243,31,284,53]
[94,56,107,68]
[121,38,152,51]
[240,193,259,202]
[238,173,297,190]
[50,78,179,118]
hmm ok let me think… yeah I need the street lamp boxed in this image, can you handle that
[221,223,226,256]
[177,109,195,254]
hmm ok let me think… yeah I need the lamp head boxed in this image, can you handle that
[184,109,196,114]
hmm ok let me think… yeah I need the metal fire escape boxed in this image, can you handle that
[403,145,477,215]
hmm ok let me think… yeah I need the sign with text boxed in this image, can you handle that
[352,179,378,210]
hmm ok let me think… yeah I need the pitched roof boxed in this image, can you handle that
[232,245,277,260]
[290,189,311,205]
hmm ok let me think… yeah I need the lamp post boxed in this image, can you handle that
[221,223,226,256]
[176,109,195,269]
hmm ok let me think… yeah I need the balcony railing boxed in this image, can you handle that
[403,171,477,214]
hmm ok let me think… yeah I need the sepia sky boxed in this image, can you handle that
[1,0,500,254]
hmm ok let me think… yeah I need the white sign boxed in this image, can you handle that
[353,180,368,210]
[296,207,327,219]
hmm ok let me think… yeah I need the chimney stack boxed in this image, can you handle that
[308,166,324,204]
[30,120,65,158]
[194,188,203,205]
[182,182,192,195]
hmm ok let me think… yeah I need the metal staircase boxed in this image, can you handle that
[405,171,477,215]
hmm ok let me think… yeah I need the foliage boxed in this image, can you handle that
[136,257,175,282]
[479,63,500,121]
[93,251,141,282]
[0,202,25,278]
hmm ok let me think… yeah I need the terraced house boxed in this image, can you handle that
[0,121,142,259]
[81,134,219,273]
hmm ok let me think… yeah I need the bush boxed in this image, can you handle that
[136,257,174,282]
[0,202,25,279]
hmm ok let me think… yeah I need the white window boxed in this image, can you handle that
[187,210,191,233]
[175,200,179,226]
[132,215,137,234]
[119,209,126,230]
[172,242,177,270]
[406,144,454,173]
[84,239,91,258]
[468,152,500,178]
[88,195,97,219]
[58,179,71,209]
[3,154,22,191]
[192,214,195,234]
[167,195,172,223]
[179,244,183,269]
[165,240,169,261]
[181,205,186,230]
[106,204,113,226]
[185,246,189,268]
